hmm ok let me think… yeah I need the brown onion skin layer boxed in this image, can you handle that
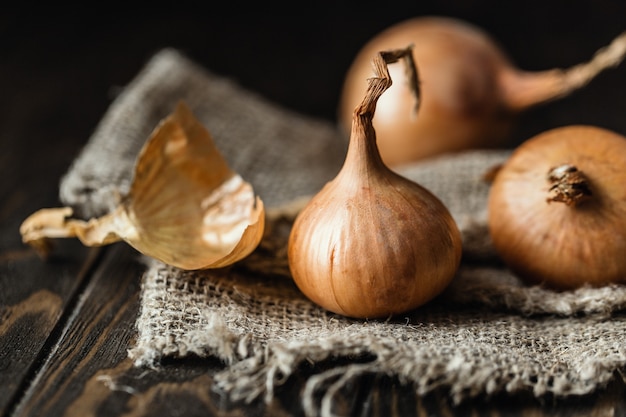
[488,125,626,289]
[287,174,462,319]
[288,102,463,319]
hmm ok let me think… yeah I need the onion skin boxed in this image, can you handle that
[287,154,462,318]
[488,125,626,289]
[288,47,462,319]
[339,16,626,166]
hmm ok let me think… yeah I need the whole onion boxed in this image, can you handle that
[487,125,626,289]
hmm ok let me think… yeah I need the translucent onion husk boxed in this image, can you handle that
[20,102,265,270]
[488,125,626,289]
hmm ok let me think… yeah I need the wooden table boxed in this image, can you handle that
[3,7,626,417]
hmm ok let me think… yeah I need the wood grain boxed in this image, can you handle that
[11,244,142,417]
[0,161,98,415]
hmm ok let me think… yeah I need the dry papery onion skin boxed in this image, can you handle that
[488,125,626,290]
[20,102,265,270]
[288,46,463,319]
[339,16,626,166]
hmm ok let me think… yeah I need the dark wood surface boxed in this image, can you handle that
[2,5,626,417]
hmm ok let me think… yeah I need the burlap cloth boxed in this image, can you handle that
[59,48,626,416]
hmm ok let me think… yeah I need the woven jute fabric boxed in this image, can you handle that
[59,48,626,417]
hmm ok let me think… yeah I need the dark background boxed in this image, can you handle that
[3,2,626,209]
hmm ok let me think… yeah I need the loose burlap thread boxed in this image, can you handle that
[59,48,626,416]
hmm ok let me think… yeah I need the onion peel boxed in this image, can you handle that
[20,101,265,270]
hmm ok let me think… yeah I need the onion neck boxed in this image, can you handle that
[500,31,626,111]
[341,45,420,179]
[342,111,387,179]
[546,164,592,206]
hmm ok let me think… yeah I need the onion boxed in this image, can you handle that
[487,125,626,289]
[338,16,626,166]
[288,46,462,319]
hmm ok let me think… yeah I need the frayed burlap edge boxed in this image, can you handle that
[127,208,626,417]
